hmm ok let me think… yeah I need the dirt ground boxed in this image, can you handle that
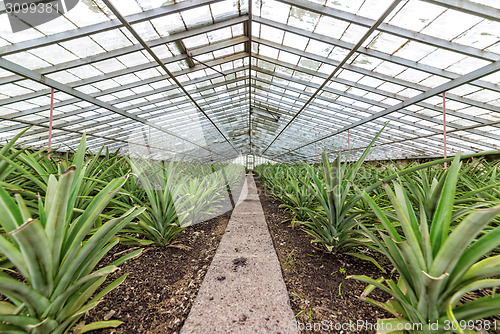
[83,210,232,333]
[85,177,392,334]
[256,178,392,334]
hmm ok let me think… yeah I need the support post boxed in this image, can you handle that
[443,92,447,169]
[148,125,151,158]
[347,129,350,164]
[48,88,54,160]
[315,141,317,164]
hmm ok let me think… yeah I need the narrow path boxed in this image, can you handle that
[181,173,298,334]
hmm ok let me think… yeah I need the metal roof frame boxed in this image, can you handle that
[0,0,499,162]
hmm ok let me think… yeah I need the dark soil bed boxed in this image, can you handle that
[256,177,392,334]
[83,210,232,334]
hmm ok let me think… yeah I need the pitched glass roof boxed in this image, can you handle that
[0,0,499,162]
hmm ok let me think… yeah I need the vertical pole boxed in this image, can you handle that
[48,88,54,160]
[148,125,151,158]
[315,141,317,164]
[347,129,350,164]
[443,92,447,169]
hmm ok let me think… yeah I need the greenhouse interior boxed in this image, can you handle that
[0,0,500,333]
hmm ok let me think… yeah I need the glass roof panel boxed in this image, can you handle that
[0,0,498,160]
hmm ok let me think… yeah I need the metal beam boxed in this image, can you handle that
[26,100,250,153]
[101,0,239,154]
[3,53,248,124]
[249,81,481,154]
[4,56,497,159]
[254,16,500,94]
[0,57,216,153]
[0,0,226,56]
[276,59,500,158]
[340,123,500,158]
[3,82,248,146]
[0,37,247,106]
[420,0,500,22]
[0,19,248,86]
[250,92,478,157]
[252,54,500,145]
[251,73,486,152]
[275,0,500,62]
[262,0,402,154]
[247,0,253,153]
[253,36,500,119]
[0,115,203,159]
[248,88,436,155]
[19,82,250,146]
[28,78,247,136]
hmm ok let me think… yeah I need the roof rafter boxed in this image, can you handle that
[0,0,227,56]
[0,17,248,86]
[420,0,500,22]
[252,55,500,144]
[275,0,500,61]
[0,57,223,155]
[275,59,500,159]
[253,36,500,117]
[254,16,500,93]
[262,0,404,154]
[101,0,239,154]
[251,74,489,152]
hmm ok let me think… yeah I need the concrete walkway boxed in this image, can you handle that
[181,173,298,334]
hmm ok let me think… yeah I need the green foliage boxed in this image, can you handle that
[0,165,143,334]
[118,158,243,246]
[351,154,500,333]
[0,131,246,332]
[399,162,500,226]
[298,125,386,253]
[256,164,318,221]
[118,157,189,246]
